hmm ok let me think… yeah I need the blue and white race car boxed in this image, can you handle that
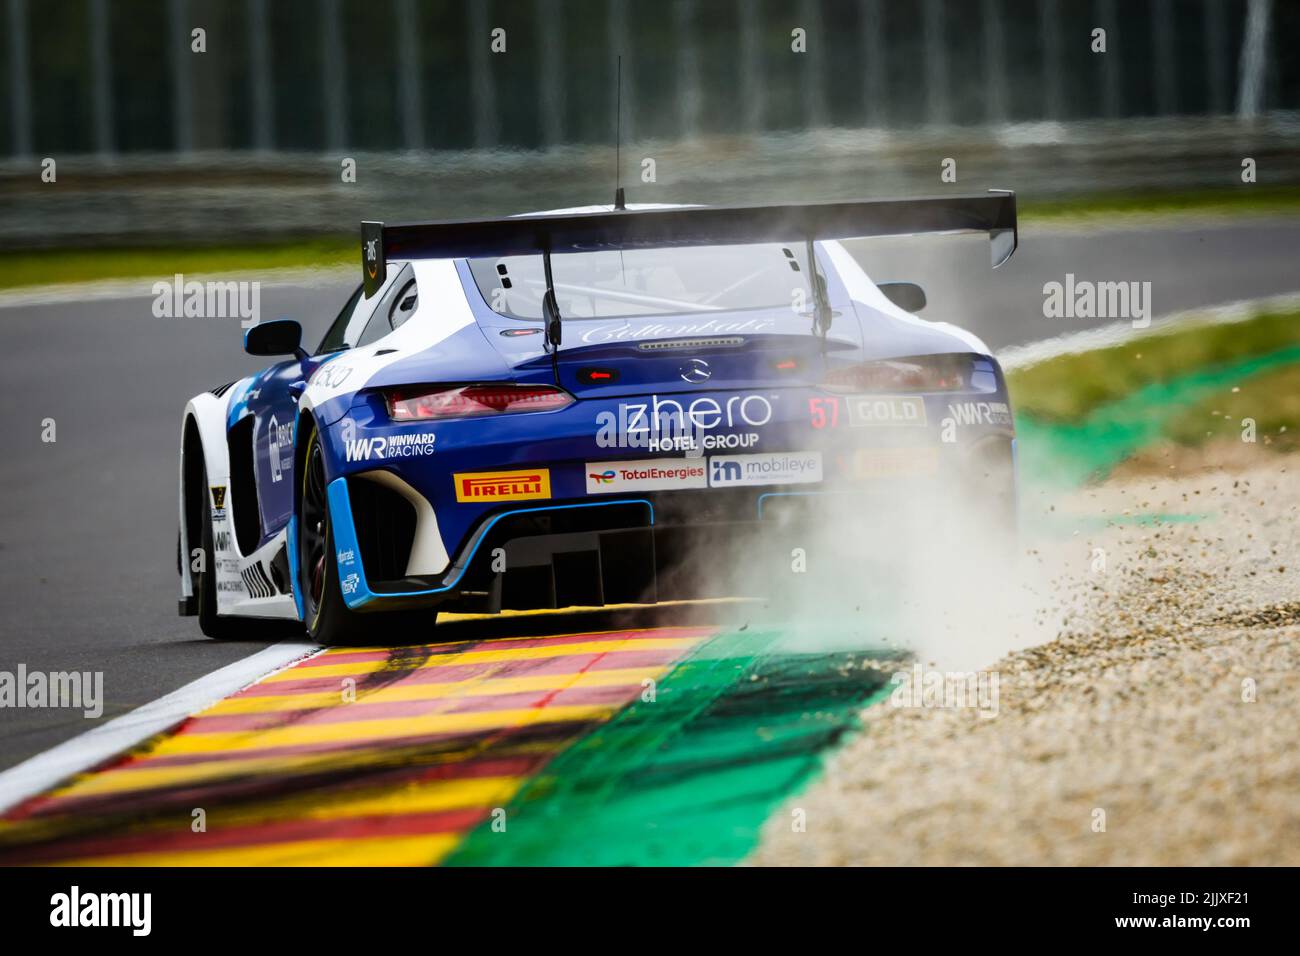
[178,195,1019,644]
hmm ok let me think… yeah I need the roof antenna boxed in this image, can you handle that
[613,54,626,210]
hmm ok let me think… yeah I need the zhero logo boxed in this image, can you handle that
[708,451,823,488]
[585,459,708,493]
[454,469,551,503]
[312,363,352,389]
[596,393,774,453]
[344,432,436,462]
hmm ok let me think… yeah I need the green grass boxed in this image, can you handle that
[0,237,354,291]
[1019,185,1300,224]
[1162,362,1300,453]
[2,186,1298,292]
[1006,309,1300,422]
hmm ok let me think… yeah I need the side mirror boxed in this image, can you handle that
[244,319,306,359]
[878,282,927,313]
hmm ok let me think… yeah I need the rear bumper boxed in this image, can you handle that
[326,436,1015,614]
[329,477,660,611]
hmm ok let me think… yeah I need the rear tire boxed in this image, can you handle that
[298,423,436,647]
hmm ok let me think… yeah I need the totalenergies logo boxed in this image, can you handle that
[454,469,551,503]
[589,469,616,484]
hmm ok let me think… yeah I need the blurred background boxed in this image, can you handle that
[1,0,1298,249]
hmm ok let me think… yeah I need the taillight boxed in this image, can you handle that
[386,384,573,421]
[822,356,968,392]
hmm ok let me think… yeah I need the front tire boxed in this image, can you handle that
[298,423,435,646]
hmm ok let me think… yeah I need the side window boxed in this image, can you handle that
[357,265,414,347]
[389,279,418,330]
[316,284,363,354]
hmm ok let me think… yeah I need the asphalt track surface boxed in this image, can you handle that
[1,216,1298,779]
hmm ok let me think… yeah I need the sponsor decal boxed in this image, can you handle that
[209,485,227,522]
[337,548,355,564]
[454,469,551,503]
[344,431,436,462]
[846,394,928,427]
[585,459,708,494]
[708,451,823,488]
[341,572,361,596]
[596,392,774,452]
[364,238,380,279]
[946,400,1013,427]
[849,446,940,479]
[268,414,292,483]
[579,316,777,344]
[312,363,353,389]
[214,530,232,553]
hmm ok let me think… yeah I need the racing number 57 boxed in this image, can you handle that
[809,397,840,429]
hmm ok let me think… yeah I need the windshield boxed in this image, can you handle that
[468,243,813,320]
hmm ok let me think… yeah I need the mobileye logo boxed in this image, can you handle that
[711,460,742,483]
[708,451,823,488]
[589,469,616,484]
[679,358,712,384]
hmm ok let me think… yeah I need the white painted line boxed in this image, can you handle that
[998,292,1300,371]
[0,640,320,814]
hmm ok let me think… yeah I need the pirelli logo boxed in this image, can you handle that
[454,469,551,503]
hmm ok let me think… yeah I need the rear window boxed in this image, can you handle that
[468,243,812,320]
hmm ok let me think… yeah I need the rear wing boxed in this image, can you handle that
[359,190,1017,298]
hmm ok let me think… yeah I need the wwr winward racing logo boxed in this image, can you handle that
[344,432,436,462]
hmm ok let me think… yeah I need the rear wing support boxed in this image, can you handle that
[358,192,1019,348]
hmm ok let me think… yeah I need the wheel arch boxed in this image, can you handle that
[178,391,234,612]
